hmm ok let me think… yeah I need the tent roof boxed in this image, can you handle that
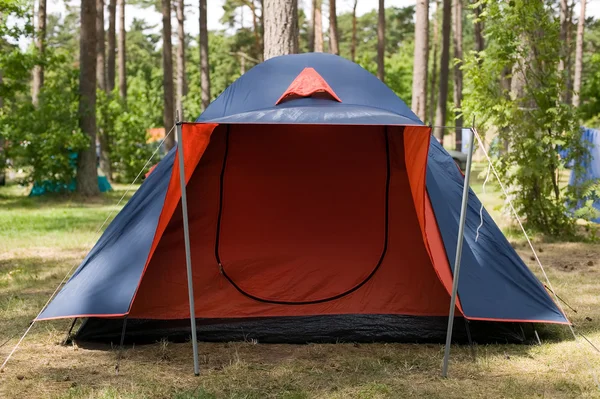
[197,53,424,126]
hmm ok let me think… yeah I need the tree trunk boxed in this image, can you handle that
[77,0,99,196]
[97,0,110,179]
[32,0,46,107]
[117,0,126,100]
[411,0,429,122]
[572,0,586,107]
[96,0,106,91]
[162,0,175,151]
[263,0,298,60]
[199,0,210,110]
[351,0,358,62]
[473,0,484,53]
[565,0,575,104]
[452,0,463,151]
[313,0,323,52]
[176,0,186,120]
[428,0,440,126]
[559,0,568,77]
[377,0,385,81]
[107,0,116,92]
[433,0,450,142]
[558,0,569,103]
[328,0,339,55]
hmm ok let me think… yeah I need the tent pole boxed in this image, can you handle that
[176,120,200,376]
[441,126,476,378]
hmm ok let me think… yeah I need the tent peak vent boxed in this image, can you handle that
[276,67,342,105]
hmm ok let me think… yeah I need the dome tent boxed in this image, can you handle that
[37,53,567,347]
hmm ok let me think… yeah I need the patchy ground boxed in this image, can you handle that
[0,181,599,398]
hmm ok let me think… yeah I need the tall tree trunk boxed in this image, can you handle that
[411,0,429,122]
[263,0,298,60]
[428,0,440,126]
[117,0,126,100]
[77,0,99,196]
[572,0,586,107]
[199,0,210,110]
[308,0,314,52]
[32,0,46,107]
[107,0,116,92]
[97,0,111,179]
[96,0,106,91]
[176,0,186,120]
[558,0,568,102]
[377,0,385,81]
[433,0,450,142]
[161,0,175,151]
[247,1,262,58]
[565,1,575,104]
[350,0,358,62]
[328,0,339,55]
[452,0,463,151]
[313,0,323,52]
[473,0,484,53]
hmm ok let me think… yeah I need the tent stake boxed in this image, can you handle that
[464,318,476,359]
[176,120,200,376]
[61,318,78,345]
[115,316,128,375]
[442,126,476,378]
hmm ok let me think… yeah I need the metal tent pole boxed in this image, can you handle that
[176,120,200,376]
[441,126,476,378]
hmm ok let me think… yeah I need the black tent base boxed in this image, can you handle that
[74,314,543,347]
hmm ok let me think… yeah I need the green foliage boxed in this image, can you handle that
[463,0,587,236]
[337,6,415,100]
[1,55,88,185]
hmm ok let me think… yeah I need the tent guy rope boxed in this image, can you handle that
[0,124,175,373]
[471,127,600,389]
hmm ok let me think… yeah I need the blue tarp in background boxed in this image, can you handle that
[565,128,600,223]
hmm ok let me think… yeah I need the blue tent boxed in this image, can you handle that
[37,53,567,344]
[567,128,600,223]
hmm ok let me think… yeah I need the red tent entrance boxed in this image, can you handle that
[128,123,459,320]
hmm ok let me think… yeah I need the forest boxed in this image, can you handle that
[1,0,600,235]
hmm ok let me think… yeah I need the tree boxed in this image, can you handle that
[558,0,569,78]
[429,0,440,125]
[312,0,323,52]
[199,0,210,110]
[161,0,175,150]
[263,0,298,60]
[573,0,586,107]
[176,0,186,119]
[77,0,100,196]
[463,0,585,235]
[96,0,106,91]
[433,0,450,141]
[377,0,385,81]
[329,0,339,55]
[411,0,428,121]
[107,0,116,92]
[350,0,358,62]
[473,0,484,53]
[118,0,126,100]
[453,0,463,150]
[32,0,46,107]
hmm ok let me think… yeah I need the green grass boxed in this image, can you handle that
[0,173,599,399]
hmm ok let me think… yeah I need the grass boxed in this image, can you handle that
[0,172,600,398]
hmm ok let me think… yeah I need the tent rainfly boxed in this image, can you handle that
[37,53,568,374]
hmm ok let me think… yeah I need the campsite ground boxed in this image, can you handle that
[1,172,600,399]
